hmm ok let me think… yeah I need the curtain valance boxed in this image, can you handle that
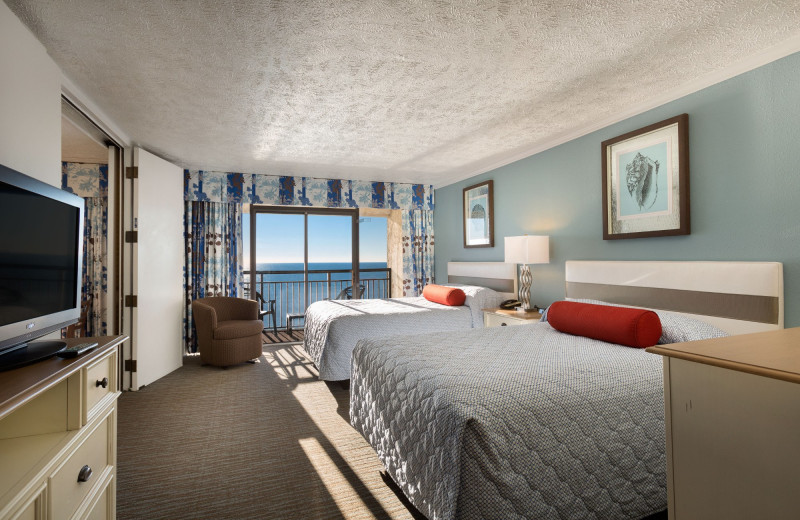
[184,170,434,211]
[62,162,108,198]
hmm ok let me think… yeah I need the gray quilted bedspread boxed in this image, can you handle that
[350,322,666,520]
[304,286,501,381]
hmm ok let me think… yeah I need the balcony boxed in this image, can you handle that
[243,267,391,330]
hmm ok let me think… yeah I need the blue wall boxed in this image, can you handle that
[435,51,800,326]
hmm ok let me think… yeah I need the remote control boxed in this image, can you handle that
[56,342,99,358]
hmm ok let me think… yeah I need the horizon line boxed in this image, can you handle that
[247,259,387,265]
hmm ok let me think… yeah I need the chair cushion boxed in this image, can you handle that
[213,320,264,340]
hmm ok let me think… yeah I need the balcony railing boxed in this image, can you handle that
[243,267,391,330]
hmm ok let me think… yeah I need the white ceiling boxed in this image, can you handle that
[7,1,800,187]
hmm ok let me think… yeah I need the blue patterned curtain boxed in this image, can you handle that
[62,162,108,336]
[183,170,435,348]
[83,197,108,335]
[401,210,435,296]
[183,201,242,352]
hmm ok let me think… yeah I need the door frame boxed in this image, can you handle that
[60,94,128,387]
[248,205,360,310]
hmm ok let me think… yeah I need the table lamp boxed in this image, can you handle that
[504,235,550,311]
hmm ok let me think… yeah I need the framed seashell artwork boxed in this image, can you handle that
[463,179,494,248]
[602,113,689,240]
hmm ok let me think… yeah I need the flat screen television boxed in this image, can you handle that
[0,162,84,371]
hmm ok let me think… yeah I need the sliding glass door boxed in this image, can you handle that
[308,213,356,300]
[245,207,359,329]
[250,212,306,324]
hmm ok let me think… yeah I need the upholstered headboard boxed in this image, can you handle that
[565,261,784,335]
[447,262,517,299]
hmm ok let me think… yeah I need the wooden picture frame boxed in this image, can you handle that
[602,113,690,240]
[463,180,494,248]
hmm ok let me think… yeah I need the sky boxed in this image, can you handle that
[243,213,387,266]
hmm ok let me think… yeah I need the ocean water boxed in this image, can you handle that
[253,262,388,281]
[246,262,390,322]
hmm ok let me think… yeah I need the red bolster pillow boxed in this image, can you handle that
[547,301,662,348]
[422,284,467,306]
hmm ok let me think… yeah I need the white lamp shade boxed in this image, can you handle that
[504,235,549,264]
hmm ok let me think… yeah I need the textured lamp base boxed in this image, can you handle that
[518,264,533,311]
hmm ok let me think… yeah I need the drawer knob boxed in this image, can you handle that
[500,322,507,326]
[77,465,93,483]
[96,377,109,388]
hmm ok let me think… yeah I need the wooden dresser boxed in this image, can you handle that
[647,328,800,520]
[0,336,126,520]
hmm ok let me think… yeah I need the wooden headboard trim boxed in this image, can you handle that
[446,262,517,297]
[566,282,780,324]
[448,275,515,293]
[564,261,784,335]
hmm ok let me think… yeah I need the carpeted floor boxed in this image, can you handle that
[116,344,423,520]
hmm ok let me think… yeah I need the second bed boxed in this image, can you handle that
[303,262,516,381]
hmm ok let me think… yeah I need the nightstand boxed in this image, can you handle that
[483,307,544,327]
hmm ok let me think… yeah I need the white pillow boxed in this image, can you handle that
[442,284,503,327]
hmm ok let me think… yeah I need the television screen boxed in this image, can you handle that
[0,163,83,369]
[0,182,80,326]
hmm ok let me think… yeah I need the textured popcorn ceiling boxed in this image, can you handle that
[7,1,800,186]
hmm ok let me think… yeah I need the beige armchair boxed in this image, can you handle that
[191,296,264,367]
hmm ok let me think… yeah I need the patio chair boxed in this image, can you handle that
[255,291,278,336]
[332,284,366,300]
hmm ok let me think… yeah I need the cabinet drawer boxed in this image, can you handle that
[11,501,35,520]
[84,351,116,422]
[83,482,111,520]
[49,414,111,520]
[484,312,527,328]
[13,500,35,520]
[5,484,45,520]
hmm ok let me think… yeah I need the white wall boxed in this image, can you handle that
[0,1,61,186]
[1,3,70,344]
[1,6,187,389]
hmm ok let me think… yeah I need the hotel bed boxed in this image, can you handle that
[350,261,784,520]
[303,262,516,381]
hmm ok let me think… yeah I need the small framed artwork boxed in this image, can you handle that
[602,113,690,240]
[463,180,494,248]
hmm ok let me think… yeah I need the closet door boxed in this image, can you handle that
[123,147,183,389]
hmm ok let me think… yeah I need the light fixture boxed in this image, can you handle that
[504,235,550,311]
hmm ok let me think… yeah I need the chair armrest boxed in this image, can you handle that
[256,293,277,313]
[191,301,217,350]
[192,301,218,329]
